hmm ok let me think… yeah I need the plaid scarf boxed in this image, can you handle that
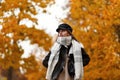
[46,39,84,80]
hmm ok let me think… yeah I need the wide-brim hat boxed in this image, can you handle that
[56,23,73,32]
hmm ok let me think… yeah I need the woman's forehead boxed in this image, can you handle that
[58,29,68,32]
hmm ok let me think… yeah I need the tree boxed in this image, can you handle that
[63,0,120,79]
[0,0,53,80]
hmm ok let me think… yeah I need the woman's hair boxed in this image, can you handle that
[67,30,78,41]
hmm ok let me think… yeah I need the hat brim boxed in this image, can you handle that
[56,27,68,32]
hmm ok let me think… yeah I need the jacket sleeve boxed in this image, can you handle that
[81,48,90,66]
[42,51,51,68]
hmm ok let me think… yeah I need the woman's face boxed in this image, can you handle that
[58,29,70,37]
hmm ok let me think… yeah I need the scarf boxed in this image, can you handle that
[56,36,72,47]
[46,37,84,80]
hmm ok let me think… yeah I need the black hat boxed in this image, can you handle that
[56,23,73,32]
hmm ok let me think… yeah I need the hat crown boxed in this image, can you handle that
[56,23,72,32]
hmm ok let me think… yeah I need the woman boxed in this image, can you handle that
[42,23,84,80]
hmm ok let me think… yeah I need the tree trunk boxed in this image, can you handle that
[7,67,13,80]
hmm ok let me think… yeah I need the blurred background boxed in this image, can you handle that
[0,0,120,80]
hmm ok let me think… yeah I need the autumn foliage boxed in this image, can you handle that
[63,0,120,80]
[0,0,52,80]
[0,0,120,80]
